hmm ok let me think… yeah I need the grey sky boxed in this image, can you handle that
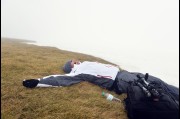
[1,0,179,86]
[1,0,179,51]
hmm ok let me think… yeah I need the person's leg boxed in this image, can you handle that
[110,71,137,94]
[109,78,121,94]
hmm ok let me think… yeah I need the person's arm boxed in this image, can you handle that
[37,84,59,87]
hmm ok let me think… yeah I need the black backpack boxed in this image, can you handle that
[124,73,179,119]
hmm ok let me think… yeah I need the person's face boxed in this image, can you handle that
[70,61,75,68]
[70,60,80,68]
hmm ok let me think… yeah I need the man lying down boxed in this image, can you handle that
[23,59,179,101]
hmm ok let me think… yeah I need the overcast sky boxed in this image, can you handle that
[1,0,179,86]
[1,0,179,51]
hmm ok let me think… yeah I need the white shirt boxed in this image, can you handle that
[66,61,120,80]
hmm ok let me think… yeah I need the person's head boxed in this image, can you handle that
[63,60,72,73]
[62,59,80,73]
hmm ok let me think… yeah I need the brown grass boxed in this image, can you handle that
[1,38,128,119]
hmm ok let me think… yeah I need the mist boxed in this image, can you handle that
[1,0,179,87]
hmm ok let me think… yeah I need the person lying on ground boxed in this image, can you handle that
[23,59,121,89]
[23,59,179,101]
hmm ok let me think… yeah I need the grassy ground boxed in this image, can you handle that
[1,38,128,119]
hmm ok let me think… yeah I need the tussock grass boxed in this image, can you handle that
[1,38,128,119]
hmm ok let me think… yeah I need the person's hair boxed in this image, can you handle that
[63,60,72,73]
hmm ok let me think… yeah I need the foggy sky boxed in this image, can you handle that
[1,0,179,86]
[1,0,179,51]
